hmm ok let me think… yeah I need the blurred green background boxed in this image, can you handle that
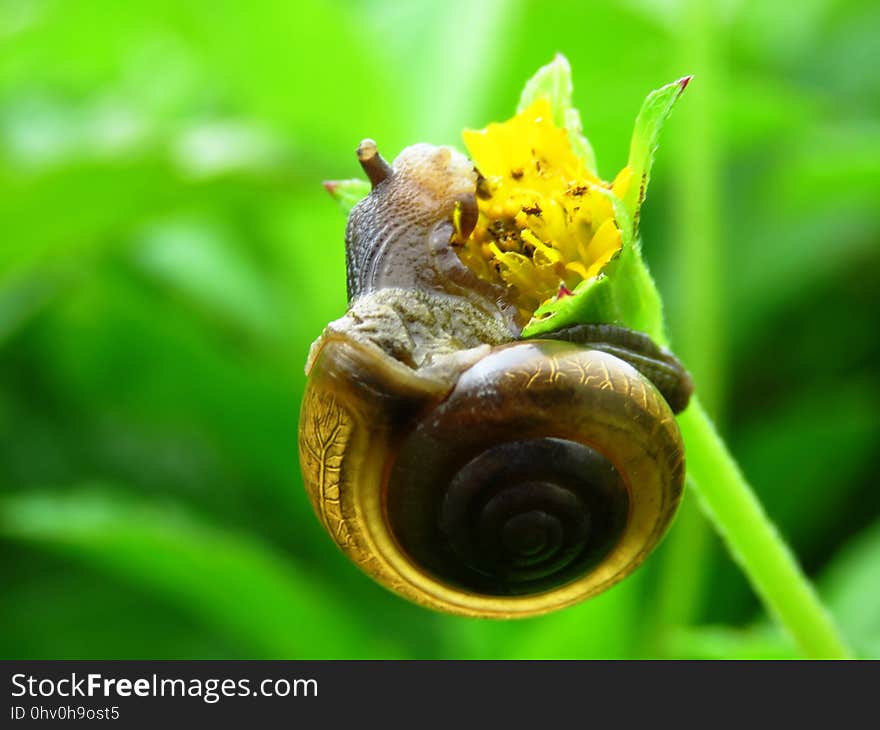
[2,0,878,659]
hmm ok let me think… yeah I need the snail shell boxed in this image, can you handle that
[298,141,689,617]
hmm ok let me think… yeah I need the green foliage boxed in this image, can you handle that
[0,488,403,658]
[821,521,880,658]
[1,0,878,659]
[623,77,690,228]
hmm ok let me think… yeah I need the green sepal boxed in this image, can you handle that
[596,189,667,343]
[623,75,691,232]
[517,53,598,176]
[523,275,617,338]
[324,178,370,214]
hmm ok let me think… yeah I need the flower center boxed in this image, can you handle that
[455,98,632,321]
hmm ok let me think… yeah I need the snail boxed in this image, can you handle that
[298,140,692,618]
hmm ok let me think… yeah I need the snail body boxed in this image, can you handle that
[298,141,691,617]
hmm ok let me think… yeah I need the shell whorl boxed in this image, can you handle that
[391,437,630,595]
[299,337,685,617]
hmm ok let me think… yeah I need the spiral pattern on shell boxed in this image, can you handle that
[390,436,630,595]
[382,341,684,602]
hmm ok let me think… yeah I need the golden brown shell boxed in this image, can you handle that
[299,334,684,617]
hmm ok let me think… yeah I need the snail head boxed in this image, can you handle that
[345,141,489,306]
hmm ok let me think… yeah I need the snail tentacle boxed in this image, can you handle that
[356,138,392,188]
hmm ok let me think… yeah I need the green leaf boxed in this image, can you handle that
[664,625,798,659]
[820,520,880,658]
[0,561,247,658]
[132,215,279,340]
[444,572,644,659]
[498,575,644,658]
[0,489,408,658]
[735,382,878,545]
[623,76,691,231]
[324,178,371,215]
[517,53,598,175]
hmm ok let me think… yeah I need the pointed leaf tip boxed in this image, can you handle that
[622,76,691,233]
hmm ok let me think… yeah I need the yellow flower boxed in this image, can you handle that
[456,97,633,321]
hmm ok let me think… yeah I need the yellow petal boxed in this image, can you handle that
[585,246,619,279]
[612,166,633,200]
[583,219,622,263]
[521,229,562,268]
[565,261,591,280]
[490,244,537,291]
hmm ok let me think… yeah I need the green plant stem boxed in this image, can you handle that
[678,398,851,658]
